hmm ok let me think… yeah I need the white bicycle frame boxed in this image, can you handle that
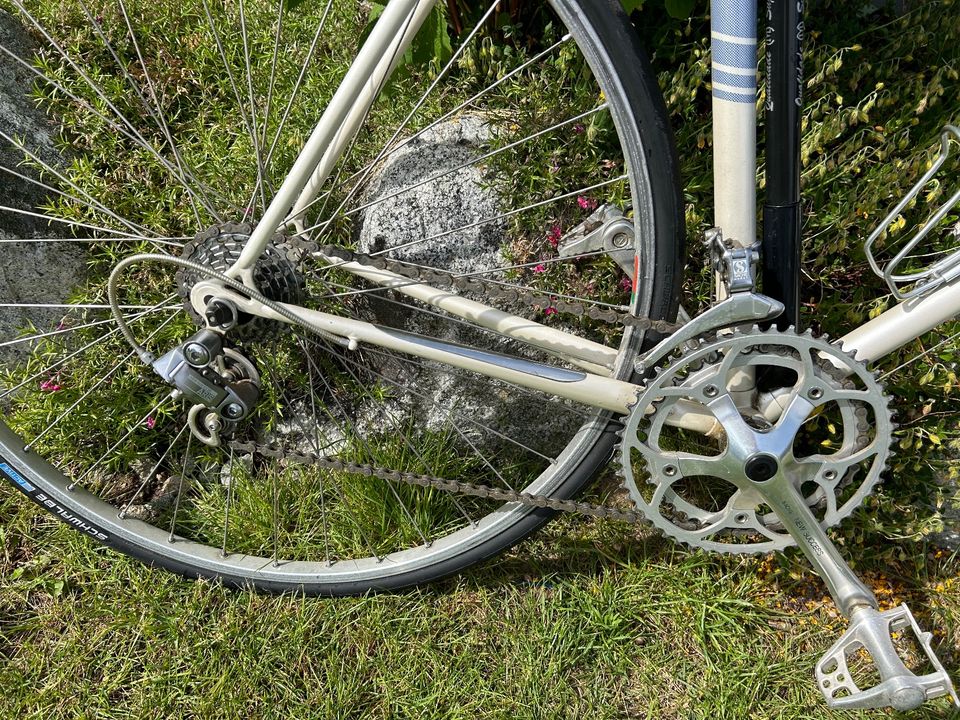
[204,0,960,434]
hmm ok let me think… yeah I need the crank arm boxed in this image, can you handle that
[755,466,959,711]
[634,292,783,374]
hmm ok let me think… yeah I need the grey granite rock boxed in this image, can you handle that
[0,11,86,366]
[353,116,581,458]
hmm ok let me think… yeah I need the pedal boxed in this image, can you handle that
[864,124,960,300]
[815,604,960,711]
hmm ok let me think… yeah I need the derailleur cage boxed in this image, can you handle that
[151,326,260,446]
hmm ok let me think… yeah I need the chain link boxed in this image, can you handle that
[227,439,643,523]
[189,227,682,522]
[307,242,684,334]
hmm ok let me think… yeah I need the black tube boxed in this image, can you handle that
[762,0,803,329]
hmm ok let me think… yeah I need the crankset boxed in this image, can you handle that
[619,325,958,711]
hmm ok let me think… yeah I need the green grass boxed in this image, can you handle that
[2,0,960,717]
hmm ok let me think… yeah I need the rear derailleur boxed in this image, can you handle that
[152,309,260,447]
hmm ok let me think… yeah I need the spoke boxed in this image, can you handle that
[307,0,501,236]
[310,104,608,227]
[262,0,335,172]
[0,305,168,401]
[0,236,186,246]
[0,304,178,349]
[167,432,194,542]
[305,174,629,254]
[0,137,157,240]
[221,444,235,557]
[201,0,263,212]
[0,204,145,239]
[310,337,476,535]
[239,0,271,210]
[298,339,438,547]
[0,303,176,310]
[309,249,628,313]
[276,348,387,561]
[272,453,280,566]
[301,337,333,565]
[24,315,179,450]
[316,34,574,201]
[323,341,558,464]
[70,394,175,489]
[259,0,284,155]
[115,0,209,226]
[1,8,221,224]
[118,422,190,516]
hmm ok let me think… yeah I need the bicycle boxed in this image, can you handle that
[0,0,957,711]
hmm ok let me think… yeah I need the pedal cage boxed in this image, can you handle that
[815,604,960,711]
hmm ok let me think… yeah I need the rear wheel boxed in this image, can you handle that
[0,0,683,593]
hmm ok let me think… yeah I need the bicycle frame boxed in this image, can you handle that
[210,0,960,433]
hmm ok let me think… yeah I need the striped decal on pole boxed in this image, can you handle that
[711,0,757,103]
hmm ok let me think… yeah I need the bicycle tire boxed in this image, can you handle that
[0,0,683,594]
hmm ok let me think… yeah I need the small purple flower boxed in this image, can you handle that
[40,378,62,393]
[577,196,598,211]
[620,276,633,292]
[533,263,546,274]
[145,415,156,430]
[544,306,557,316]
[573,123,586,135]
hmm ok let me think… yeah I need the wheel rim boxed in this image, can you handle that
[0,0,667,588]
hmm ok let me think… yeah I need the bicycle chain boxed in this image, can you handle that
[300,240,684,334]
[227,439,644,523]
[189,227,678,521]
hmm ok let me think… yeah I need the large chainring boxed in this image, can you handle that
[619,328,894,554]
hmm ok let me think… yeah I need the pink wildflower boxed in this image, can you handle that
[40,379,62,393]
[573,123,586,135]
[533,263,546,274]
[145,415,156,430]
[577,196,598,211]
[544,306,557,316]
[620,276,633,292]
[546,224,562,247]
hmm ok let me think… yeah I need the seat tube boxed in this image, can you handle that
[711,0,759,403]
[710,0,758,258]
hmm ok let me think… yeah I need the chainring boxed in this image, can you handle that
[618,327,894,554]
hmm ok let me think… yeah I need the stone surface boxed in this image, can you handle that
[0,10,86,365]
[0,8,64,235]
[352,116,583,459]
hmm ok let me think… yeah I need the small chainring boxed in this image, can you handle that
[176,222,306,341]
[618,328,894,554]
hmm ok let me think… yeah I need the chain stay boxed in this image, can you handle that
[311,243,684,334]
[218,236,686,521]
[228,440,642,524]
